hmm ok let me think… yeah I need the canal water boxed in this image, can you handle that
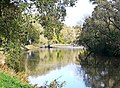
[21,48,120,88]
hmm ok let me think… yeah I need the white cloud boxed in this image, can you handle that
[64,0,95,26]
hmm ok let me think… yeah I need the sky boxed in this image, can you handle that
[64,0,95,27]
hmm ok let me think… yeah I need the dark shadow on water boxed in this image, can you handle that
[79,53,120,88]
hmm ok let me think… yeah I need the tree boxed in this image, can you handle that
[0,0,78,48]
[77,0,120,56]
[0,0,78,71]
[0,0,40,71]
[34,0,78,42]
[61,25,81,44]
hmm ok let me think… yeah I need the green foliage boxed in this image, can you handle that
[33,0,78,42]
[0,1,40,73]
[6,43,23,72]
[77,0,120,56]
[0,72,32,88]
[34,23,80,44]
[0,0,78,48]
[61,25,81,44]
[0,3,39,47]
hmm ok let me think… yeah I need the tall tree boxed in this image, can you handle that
[77,0,120,56]
[0,0,40,71]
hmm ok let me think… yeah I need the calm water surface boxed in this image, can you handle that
[21,48,120,88]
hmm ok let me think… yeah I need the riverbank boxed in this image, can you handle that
[40,44,85,49]
[25,44,85,50]
[0,44,84,88]
[25,44,39,50]
[0,51,33,88]
[0,64,33,88]
[0,71,32,88]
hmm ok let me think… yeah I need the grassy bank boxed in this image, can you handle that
[0,64,33,88]
[0,50,33,88]
[0,71,32,88]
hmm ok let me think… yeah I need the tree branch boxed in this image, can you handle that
[109,18,120,31]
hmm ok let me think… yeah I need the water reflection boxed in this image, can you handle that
[29,64,88,88]
[79,54,120,88]
[21,49,80,76]
[21,49,120,88]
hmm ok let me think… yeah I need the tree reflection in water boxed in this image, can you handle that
[21,49,120,88]
[20,50,40,73]
[21,49,80,77]
[79,54,120,88]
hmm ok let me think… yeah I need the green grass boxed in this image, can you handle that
[0,72,32,88]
